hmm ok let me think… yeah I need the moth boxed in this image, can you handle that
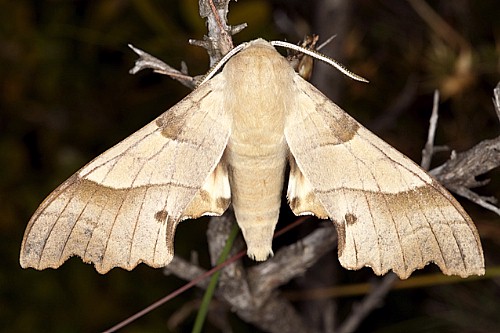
[20,39,484,279]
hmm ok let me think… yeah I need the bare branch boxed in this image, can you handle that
[451,185,500,216]
[431,136,500,216]
[421,90,440,170]
[164,257,208,288]
[189,0,246,65]
[128,0,248,88]
[427,83,500,216]
[128,44,197,89]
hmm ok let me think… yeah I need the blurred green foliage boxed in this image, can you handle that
[1,0,498,332]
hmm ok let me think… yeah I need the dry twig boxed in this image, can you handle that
[427,83,500,216]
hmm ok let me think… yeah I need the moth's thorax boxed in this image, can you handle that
[222,41,295,149]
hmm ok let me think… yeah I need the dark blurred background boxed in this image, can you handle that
[1,1,499,332]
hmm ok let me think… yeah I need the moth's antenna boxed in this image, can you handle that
[270,40,369,83]
[199,42,249,85]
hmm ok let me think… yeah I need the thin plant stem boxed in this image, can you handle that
[191,222,240,333]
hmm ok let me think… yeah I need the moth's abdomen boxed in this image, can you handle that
[226,141,287,261]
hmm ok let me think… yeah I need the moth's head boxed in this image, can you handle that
[233,39,282,61]
[199,39,289,86]
[244,38,275,50]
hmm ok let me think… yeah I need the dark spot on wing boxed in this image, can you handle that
[160,113,184,139]
[154,210,168,223]
[216,197,230,210]
[345,213,357,225]
[324,112,359,143]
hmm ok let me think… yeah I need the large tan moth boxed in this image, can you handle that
[20,39,484,279]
